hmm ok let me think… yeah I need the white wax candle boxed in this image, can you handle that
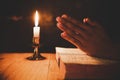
[33,10,40,38]
[33,26,40,37]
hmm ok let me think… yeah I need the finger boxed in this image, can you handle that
[56,16,61,22]
[83,18,106,34]
[57,22,84,39]
[61,32,84,49]
[83,18,102,29]
[61,14,92,32]
[58,16,89,39]
[61,14,82,25]
[57,21,88,40]
[57,22,74,35]
[56,23,65,31]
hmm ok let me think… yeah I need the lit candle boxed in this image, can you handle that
[33,10,40,38]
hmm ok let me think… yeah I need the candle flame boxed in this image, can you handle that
[35,10,39,26]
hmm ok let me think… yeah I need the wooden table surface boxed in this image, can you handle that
[0,53,120,80]
[0,53,62,80]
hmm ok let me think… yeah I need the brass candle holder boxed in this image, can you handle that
[27,37,45,60]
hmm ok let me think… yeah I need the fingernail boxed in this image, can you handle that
[62,14,67,18]
[57,23,61,27]
[83,18,89,23]
[56,23,59,26]
[56,17,61,22]
[61,32,66,37]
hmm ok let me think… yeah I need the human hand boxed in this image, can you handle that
[56,14,118,60]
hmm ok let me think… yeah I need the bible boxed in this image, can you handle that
[55,47,120,79]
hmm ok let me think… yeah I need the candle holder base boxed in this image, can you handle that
[26,53,46,60]
[27,44,46,60]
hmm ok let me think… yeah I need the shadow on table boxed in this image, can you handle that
[0,74,5,80]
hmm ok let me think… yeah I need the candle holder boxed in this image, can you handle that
[27,37,45,60]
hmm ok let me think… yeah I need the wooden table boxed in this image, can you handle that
[0,53,120,80]
[0,53,62,80]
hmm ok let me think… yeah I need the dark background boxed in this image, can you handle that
[0,0,119,53]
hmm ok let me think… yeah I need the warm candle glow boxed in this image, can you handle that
[35,10,39,26]
[33,10,40,38]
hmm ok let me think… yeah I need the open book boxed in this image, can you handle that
[55,47,119,79]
